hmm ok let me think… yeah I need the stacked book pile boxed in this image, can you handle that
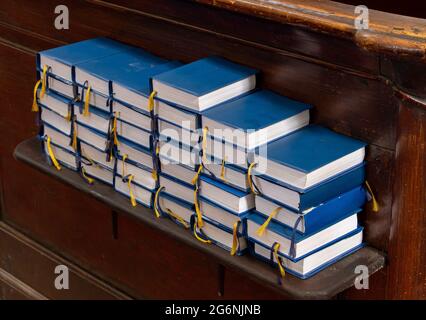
[33,38,375,280]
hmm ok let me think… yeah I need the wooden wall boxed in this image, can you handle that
[0,0,424,299]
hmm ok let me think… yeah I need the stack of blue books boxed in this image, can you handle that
[33,38,372,280]
[151,57,257,230]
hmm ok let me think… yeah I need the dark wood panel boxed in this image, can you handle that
[0,268,45,300]
[0,222,131,300]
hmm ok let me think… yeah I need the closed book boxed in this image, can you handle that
[80,141,114,170]
[160,162,195,186]
[202,90,311,149]
[41,132,78,171]
[41,123,74,152]
[116,155,157,191]
[115,174,154,208]
[158,138,200,170]
[40,106,72,136]
[246,211,359,260]
[158,118,200,148]
[75,104,110,134]
[114,100,152,131]
[116,118,152,150]
[152,56,257,111]
[38,91,74,120]
[159,172,195,205]
[76,123,109,152]
[251,227,364,279]
[254,163,365,211]
[203,158,249,192]
[253,125,366,190]
[37,38,126,82]
[116,136,154,170]
[75,46,166,98]
[112,61,182,114]
[255,186,367,234]
[81,161,114,185]
[199,196,252,230]
[194,215,247,255]
[158,192,194,228]
[199,175,254,214]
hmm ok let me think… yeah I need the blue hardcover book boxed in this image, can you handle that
[193,215,247,255]
[76,122,109,152]
[253,125,367,190]
[202,156,249,192]
[115,173,154,208]
[40,136,79,171]
[115,118,152,150]
[251,227,364,279]
[74,46,166,97]
[199,175,254,214]
[203,90,312,149]
[40,105,72,136]
[79,140,115,170]
[80,159,115,186]
[116,136,155,170]
[157,118,201,148]
[158,137,200,170]
[159,172,195,205]
[255,185,367,234]
[41,123,74,153]
[38,90,74,119]
[152,56,257,111]
[157,192,194,228]
[112,61,182,114]
[199,196,252,230]
[246,211,360,260]
[75,104,111,135]
[37,38,128,82]
[116,154,157,191]
[254,163,365,211]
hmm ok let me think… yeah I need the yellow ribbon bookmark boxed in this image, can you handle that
[83,84,91,117]
[365,181,379,212]
[31,80,42,112]
[71,121,78,151]
[220,157,227,182]
[112,112,119,146]
[152,169,158,182]
[122,154,128,177]
[193,224,211,244]
[202,127,208,163]
[247,162,259,195]
[127,174,137,207]
[230,221,240,256]
[148,90,157,112]
[81,167,94,184]
[165,208,190,229]
[256,207,282,237]
[40,65,48,99]
[273,243,286,280]
[46,136,61,171]
[153,186,164,218]
[191,164,203,185]
[194,184,203,228]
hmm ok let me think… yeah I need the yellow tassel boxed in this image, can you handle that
[127,174,137,207]
[165,208,190,229]
[194,185,203,228]
[40,65,48,99]
[220,157,227,182]
[122,154,128,177]
[152,169,158,182]
[46,136,61,171]
[256,206,282,237]
[247,162,260,195]
[148,90,157,112]
[153,186,164,218]
[112,113,119,146]
[365,181,379,212]
[66,107,72,122]
[71,121,78,151]
[230,221,239,256]
[81,167,94,184]
[191,164,203,185]
[193,225,211,244]
[202,126,208,163]
[31,80,42,112]
[273,243,286,280]
[83,84,91,117]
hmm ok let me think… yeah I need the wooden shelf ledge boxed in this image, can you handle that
[14,137,386,299]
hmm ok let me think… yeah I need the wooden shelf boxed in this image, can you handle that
[14,137,386,299]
